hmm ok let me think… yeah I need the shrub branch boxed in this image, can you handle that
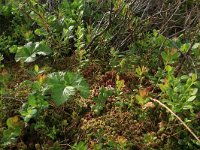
[150,98,200,143]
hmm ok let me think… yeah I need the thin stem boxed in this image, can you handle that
[150,98,200,143]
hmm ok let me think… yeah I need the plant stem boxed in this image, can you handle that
[150,98,200,143]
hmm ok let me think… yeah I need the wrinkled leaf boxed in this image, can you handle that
[51,85,75,105]
[15,41,52,63]
[47,72,89,106]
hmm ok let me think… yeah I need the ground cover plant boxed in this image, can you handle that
[0,0,200,149]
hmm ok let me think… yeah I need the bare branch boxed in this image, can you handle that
[151,98,200,143]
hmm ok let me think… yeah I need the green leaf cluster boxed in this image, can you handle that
[20,94,49,122]
[1,116,23,147]
[159,66,199,114]
[92,87,113,114]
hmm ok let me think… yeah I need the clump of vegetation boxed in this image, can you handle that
[0,0,200,149]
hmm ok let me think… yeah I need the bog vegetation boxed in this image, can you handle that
[0,0,200,149]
